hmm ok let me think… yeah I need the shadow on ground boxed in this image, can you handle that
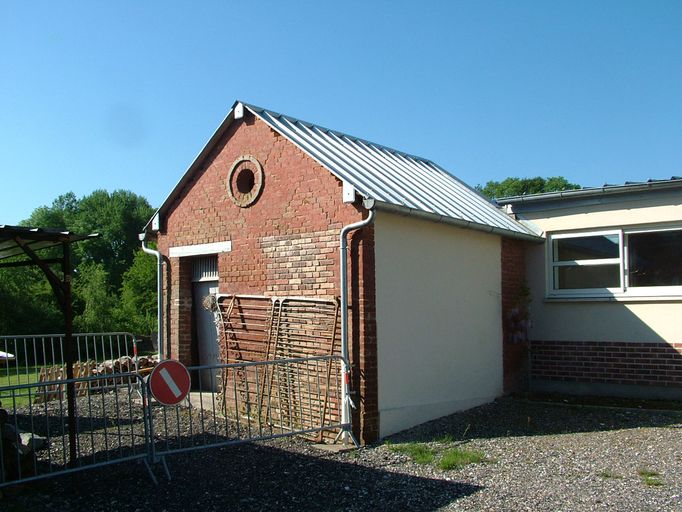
[3,442,481,511]
[388,397,682,444]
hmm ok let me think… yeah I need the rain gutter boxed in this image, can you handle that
[372,200,542,242]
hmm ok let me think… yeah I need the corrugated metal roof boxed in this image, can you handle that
[244,103,537,239]
[147,100,539,240]
[0,225,99,262]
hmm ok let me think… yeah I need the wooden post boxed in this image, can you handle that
[63,242,77,467]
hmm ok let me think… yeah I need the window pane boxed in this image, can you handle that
[555,265,620,289]
[628,231,682,287]
[554,234,619,262]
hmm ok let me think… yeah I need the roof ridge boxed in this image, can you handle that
[239,101,436,165]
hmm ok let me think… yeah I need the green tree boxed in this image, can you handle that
[476,176,580,200]
[72,189,154,289]
[115,250,157,336]
[0,266,62,334]
[73,262,119,333]
[22,192,78,231]
[0,189,155,336]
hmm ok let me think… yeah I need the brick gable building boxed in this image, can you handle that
[143,101,540,443]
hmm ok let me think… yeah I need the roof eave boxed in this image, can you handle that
[496,179,682,207]
[371,201,543,242]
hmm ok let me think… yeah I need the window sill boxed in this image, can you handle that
[544,295,682,303]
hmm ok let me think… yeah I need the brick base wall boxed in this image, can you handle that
[531,340,682,388]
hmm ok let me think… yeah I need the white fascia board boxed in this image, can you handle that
[169,241,232,258]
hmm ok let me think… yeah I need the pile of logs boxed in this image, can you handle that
[93,355,159,376]
[34,355,160,403]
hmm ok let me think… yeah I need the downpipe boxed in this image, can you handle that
[339,198,375,446]
[139,233,164,361]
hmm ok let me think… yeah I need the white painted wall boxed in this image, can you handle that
[519,196,682,343]
[374,212,503,438]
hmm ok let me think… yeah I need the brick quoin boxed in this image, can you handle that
[500,237,528,393]
[531,340,682,388]
[155,111,379,443]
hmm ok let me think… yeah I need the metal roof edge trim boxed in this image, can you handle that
[372,201,543,242]
[496,179,682,206]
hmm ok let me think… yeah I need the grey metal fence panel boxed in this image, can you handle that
[0,372,151,488]
[0,332,136,403]
[149,355,345,460]
[0,350,348,487]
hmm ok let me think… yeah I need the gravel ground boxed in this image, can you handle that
[2,397,681,511]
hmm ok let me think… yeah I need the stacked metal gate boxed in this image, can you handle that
[216,295,342,442]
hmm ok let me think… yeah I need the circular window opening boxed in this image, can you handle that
[227,155,264,208]
[236,168,255,194]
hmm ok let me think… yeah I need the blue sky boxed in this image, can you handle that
[1,1,680,225]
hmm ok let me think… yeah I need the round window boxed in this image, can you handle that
[227,155,264,207]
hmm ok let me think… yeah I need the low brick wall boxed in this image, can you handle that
[531,340,682,388]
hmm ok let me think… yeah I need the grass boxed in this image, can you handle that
[436,433,455,444]
[437,447,486,470]
[0,366,42,387]
[386,439,488,470]
[0,365,42,408]
[387,442,435,465]
[638,469,664,487]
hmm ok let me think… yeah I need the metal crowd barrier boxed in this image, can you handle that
[149,355,345,463]
[0,354,347,487]
[0,332,137,402]
[0,372,153,487]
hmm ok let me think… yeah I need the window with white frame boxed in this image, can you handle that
[548,227,682,298]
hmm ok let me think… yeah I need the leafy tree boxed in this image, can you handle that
[477,176,580,200]
[0,266,61,334]
[72,189,154,289]
[115,250,157,336]
[0,189,155,336]
[73,262,119,333]
[21,192,78,231]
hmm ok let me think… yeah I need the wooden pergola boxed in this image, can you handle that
[0,225,98,465]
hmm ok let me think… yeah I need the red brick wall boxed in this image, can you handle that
[156,111,379,442]
[350,225,378,443]
[501,237,528,393]
[531,340,682,387]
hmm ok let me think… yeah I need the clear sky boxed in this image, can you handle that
[1,1,680,225]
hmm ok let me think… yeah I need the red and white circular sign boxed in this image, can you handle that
[148,360,191,406]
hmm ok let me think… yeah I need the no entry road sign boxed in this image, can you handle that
[148,360,191,406]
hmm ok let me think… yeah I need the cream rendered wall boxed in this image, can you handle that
[374,212,503,438]
[519,194,682,234]
[518,196,682,343]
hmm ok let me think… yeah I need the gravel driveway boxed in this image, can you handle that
[3,397,681,511]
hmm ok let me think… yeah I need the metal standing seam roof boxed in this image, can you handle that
[146,101,540,240]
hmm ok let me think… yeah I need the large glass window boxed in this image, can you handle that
[550,232,621,293]
[628,230,682,287]
[548,227,682,298]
